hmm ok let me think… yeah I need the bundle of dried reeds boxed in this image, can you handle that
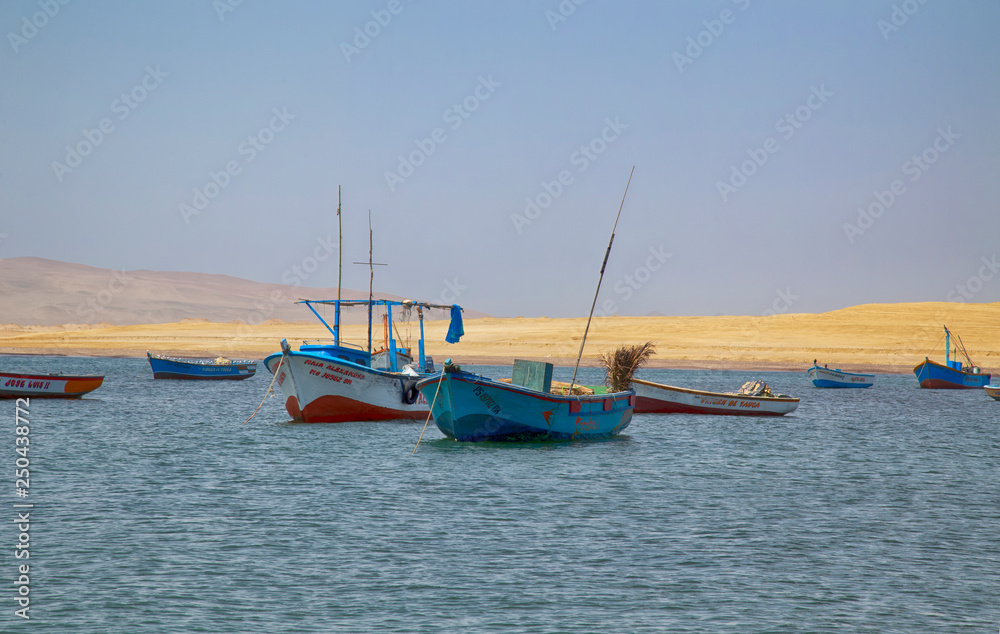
[599,341,656,392]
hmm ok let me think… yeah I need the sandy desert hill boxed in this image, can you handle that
[2,258,999,373]
[0,257,479,326]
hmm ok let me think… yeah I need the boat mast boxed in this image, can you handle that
[352,211,387,356]
[367,210,373,354]
[335,185,342,346]
[568,166,635,394]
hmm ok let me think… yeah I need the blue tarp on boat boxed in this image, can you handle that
[446,304,464,344]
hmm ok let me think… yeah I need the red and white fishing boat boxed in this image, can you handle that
[0,371,104,398]
[263,199,465,423]
[264,298,464,423]
[633,378,799,416]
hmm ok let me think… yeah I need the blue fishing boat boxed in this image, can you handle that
[807,363,875,388]
[416,361,634,441]
[147,352,256,380]
[913,326,990,389]
[415,167,637,443]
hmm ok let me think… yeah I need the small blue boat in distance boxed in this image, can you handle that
[416,359,634,442]
[913,326,991,389]
[807,361,875,388]
[147,351,256,380]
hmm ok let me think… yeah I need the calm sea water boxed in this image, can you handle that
[3,355,998,632]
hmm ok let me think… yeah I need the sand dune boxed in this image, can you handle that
[0,257,484,326]
[2,301,998,374]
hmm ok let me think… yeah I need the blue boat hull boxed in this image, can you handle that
[806,366,875,388]
[148,354,256,380]
[913,360,990,389]
[417,372,634,442]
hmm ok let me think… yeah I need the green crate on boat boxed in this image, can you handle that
[511,359,553,393]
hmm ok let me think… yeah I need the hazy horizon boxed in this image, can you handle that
[3,2,998,318]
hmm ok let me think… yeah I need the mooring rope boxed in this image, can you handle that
[413,366,446,453]
[242,354,284,425]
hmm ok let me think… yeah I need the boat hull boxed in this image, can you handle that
[913,360,990,389]
[984,385,1000,401]
[807,366,875,388]
[147,354,256,380]
[417,372,634,441]
[0,372,104,398]
[264,351,430,423]
[632,378,799,416]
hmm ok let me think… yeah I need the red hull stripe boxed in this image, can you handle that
[918,379,983,389]
[634,397,790,416]
[285,395,426,423]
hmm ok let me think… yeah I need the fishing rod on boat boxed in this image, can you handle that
[567,165,635,395]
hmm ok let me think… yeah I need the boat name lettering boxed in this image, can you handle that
[3,379,51,390]
[471,385,502,415]
[325,364,366,380]
[698,397,760,408]
[308,368,358,385]
[574,417,598,433]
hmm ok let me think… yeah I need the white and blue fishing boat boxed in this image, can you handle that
[913,326,990,389]
[146,352,256,380]
[415,167,637,443]
[807,362,875,388]
[262,194,466,423]
[264,298,464,422]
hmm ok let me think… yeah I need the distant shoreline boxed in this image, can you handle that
[5,303,998,376]
[0,348,914,375]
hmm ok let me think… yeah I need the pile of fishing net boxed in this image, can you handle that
[732,380,773,397]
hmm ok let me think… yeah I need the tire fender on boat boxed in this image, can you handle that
[402,379,419,405]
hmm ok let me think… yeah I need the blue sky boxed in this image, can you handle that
[2,0,998,317]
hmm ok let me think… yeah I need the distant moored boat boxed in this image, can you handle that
[984,385,1000,401]
[0,371,104,398]
[147,351,256,380]
[807,363,875,388]
[913,326,990,389]
[633,378,799,416]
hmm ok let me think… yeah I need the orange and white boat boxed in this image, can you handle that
[0,371,104,398]
[985,385,1000,401]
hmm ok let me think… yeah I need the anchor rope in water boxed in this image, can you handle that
[242,354,284,425]
[413,365,446,453]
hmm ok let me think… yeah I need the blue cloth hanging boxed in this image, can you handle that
[445,305,464,344]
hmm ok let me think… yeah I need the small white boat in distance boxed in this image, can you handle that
[807,363,875,388]
[985,385,1000,401]
[633,378,799,416]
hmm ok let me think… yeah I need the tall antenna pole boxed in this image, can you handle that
[567,166,635,394]
[352,211,387,356]
[367,210,373,354]
[335,185,342,345]
[337,186,342,304]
